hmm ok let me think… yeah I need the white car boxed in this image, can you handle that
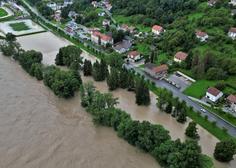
[200,108,206,113]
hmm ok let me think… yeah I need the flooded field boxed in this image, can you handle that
[3,31,233,168]
[17,32,72,65]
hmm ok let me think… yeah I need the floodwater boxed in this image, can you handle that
[9,30,236,168]
[0,55,159,168]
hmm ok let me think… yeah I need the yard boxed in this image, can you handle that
[0,8,8,17]
[9,22,30,31]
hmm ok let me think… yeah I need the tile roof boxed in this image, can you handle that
[175,52,188,61]
[207,87,221,97]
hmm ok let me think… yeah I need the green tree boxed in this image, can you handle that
[214,139,236,162]
[135,79,150,105]
[107,67,119,90]
[83,59,92,76]
[185,121,199,139]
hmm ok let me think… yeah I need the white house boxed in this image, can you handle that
[196,31,209,42]
[102,19,110,27]
[229,0,236,6]
[127,51,141,62]
[174,52,188,63]
[64,0,73,6]
[206,87,223,102]
[228,27,236,40]
[152,25,164,35]
[47,2,57,10]
[227,95,236,113]
[208,0,217,6]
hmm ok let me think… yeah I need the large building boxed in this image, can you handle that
[144,63,168,79]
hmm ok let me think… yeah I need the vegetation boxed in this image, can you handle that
[80,82,209,168]
[9,22,30,31]
[185,121,199,139]
[43,66,82,98]
[83,59,92,76]
[92,59,108,81]
[135,78,150,106]
[214,139,236,162]
[55,45,82,70]
[0,8,8,17]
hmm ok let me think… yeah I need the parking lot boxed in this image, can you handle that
[166,72,193,92]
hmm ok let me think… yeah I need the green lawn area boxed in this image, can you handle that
[136,43,150,55]
[184,80,217,99]
[0,8,8,17]
[9,22,30,31]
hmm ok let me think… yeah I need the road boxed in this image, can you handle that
[125,63,236,137]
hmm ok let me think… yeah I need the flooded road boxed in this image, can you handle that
[0,55,159,168]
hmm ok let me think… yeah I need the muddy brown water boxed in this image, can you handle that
[1,31,233,167]
[0,55,159,168]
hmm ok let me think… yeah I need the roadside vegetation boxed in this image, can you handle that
[0,7,8,17]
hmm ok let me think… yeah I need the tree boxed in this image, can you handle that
[206,67,226,80]
[6,33,16,42]
[83,59,92,76]
[185,121,199,139]
[135,79,150,105]
[30,63,43,80]
[214,139,236,162]
[119,68,129,89]
[107,67,119,90]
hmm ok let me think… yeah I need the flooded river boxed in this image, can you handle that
[0,31,233,168]
[0,55,159,168]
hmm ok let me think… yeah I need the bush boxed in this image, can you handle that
[214,139,236,162]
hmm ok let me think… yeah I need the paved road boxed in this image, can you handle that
[125,63,236,137]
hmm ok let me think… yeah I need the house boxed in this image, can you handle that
[208,0,217,6]
[229,0,236,6]
[102,19,110,27]
[91,1,99,8]
[91,31,113,46]
[54,10,61,22]
[120,24,136,34]
[196,31,208,42]
[98,12,105,17]
[227,94,236,112]
[64,0,73,6]
[65,21,78,35]
[228,27,236,40]
[174,52,188,63]
[47,2,57,10]
[152,25,164,35]
[68,11,78,19]
[206,87,223,102]
[113,40,132,54]
[127,51,141,62]
[144,63,168,79]
[231,9,236,16]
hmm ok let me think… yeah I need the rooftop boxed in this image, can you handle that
[207,87,221,97]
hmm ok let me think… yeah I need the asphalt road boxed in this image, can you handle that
[125,63,236,137]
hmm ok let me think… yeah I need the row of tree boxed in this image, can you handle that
[80,82,205,168]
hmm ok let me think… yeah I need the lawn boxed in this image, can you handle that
[9,22,30,31]
[184,80,217,99]
[136,43,150,55]
[0,8,8,17]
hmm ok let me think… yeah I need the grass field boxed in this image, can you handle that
[183,80,216,98]
[0,8,8,17]
[9,22,30,31]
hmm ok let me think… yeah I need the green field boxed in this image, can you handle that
[183,80,217,99]
[9,22,30,31]
[0,8,8,17]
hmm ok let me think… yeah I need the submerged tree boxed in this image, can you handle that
[135,78,150,105]
[185,121,199,139]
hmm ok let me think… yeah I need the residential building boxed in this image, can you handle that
[227,95,236,112]
[196,31,209,42]
[68,11,78,19]
[208,0,217,6]
[229,0,236,6]
[64,0,73,6]
[144,63,168,79]
[206,87,223,102]
[152,25,164,35]
[228,27,236,40]
[91,1,99,8]
[120,24,136,34]
[102,19,110,27]
[127,51,141,62]
[91,31,113,46]
[231,9,236,16]
[174,52,188,63]
[113,40,132,54]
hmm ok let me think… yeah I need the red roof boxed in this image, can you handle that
[92,31,112,41]
[196,31,207,37]
[207,87,221,97]
[175,52,188,61]
[227,95,236,103]
[229,27,236,33]
[128,51,140,57]
[152,64,168,74]
[152,25,163,32]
